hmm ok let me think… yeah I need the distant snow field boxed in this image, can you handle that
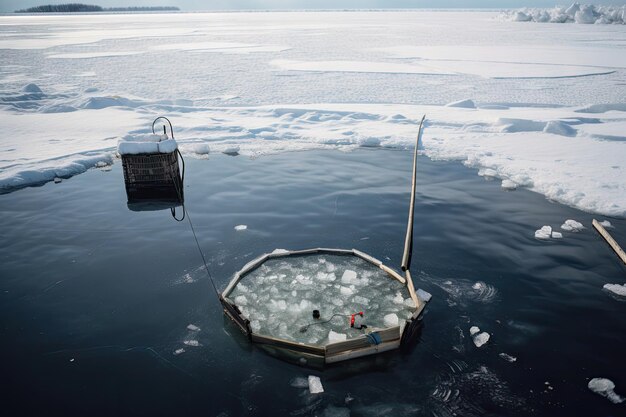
[0,11,625,218]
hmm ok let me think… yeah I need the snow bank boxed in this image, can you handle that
[503,4,626,25]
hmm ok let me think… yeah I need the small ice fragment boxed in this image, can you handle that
[588,378,625,404]
[235,295,248,306]
[173,348,185,355]
[340,286,353,296]
[472,282,483,290]
[54,177,62,184]
[223,145,240,156]
[404,298,416,308]
[308,375,324,394]
[187,324,201,332]
[234,225,247,231]
[193,143,210,155]
[69,358,75,362]
[535,225,552,240]
[416,288,432,302]
[353,295,370,305]
[250,320,261,332]
[499,353,517,362]
[340,270,358,284]
[501,179,518,190]
[393,292,404,304]
[383,313,399,327]
[470,326,480,336]
[473,332,490,347]
[328,330,347,343]
[183,340,200,347]
[551,232,563,239]
[603,283,626,297]
[561,219,584,232]
[272,248,289,254]
[599,220,613,228]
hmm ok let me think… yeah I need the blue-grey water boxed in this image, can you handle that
[1,149,625,416]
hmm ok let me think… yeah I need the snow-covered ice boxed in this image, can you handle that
[234,225,248,231]
[588,378,625,404]
[535,226,552,240]
[470,326,490,347]
[1,11,625,219]
[186,324,201,332]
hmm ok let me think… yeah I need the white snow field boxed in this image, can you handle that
[1,11,625,217]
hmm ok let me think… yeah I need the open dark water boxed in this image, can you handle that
[1,149,625,416]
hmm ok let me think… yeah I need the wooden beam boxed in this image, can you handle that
[401,115,426,272]
[404,269,420,308]
[593,219,626,265]
[380,264,406,285]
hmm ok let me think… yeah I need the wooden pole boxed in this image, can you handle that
[592,219,626,265]
[401,115,426,272]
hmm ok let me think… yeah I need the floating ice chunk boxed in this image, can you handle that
[393,292,405,305]
[353,295,370,305]
[599,220,613,228]
[223,145,240,155]
[470,326,480,336]
[551,231,563,239]
[603,283,626,297]
[269,299,287,311]
[472,282,483,290]
[22,83,43,93]
[543,120,577,137]
[535,225,552,240]
[501,179,518,190]
[446,99,476,109]
[187,324,201,332]
[53,177,62,184]
[193,143,210,155]
[384,313,399,327]
[473,332,490,347]
[250,320,261,332]
[183,340,200,347]
[575,5,597,24]
[272,248,289,254]
[561,219,584,231]
[328,330,347,343]
[234,225,247,231]
[235,295,248,306]
[308,375,324,394]
[173,348,185,355]
[588,378,625,404]
[416,288,432,302]
[340,270,358,284]
[340,286,353,296]
[499,353,517,362]
[404,298,416,308]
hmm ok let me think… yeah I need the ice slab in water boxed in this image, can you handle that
[561,219,584,231]
[551,231,563,239]
[599,220,613,228]
[234,225,247,231]
[187,324,200,331]
[588,378,625,404]
[416,288,432,302]
[499,353,517,362]
[308,375,324,394]
[470,326,480,336]
[328,330,347,343]
[229,253,414,345]
[535,226,552,239]
[603,283,626,297]
[470,326,490,347]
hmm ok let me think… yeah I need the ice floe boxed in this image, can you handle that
[535,226,552,240]
[234,225,248,231]
[499,353,517,363]
[603,283,626,297]
[588,378,625,404]
[470,326,490,347]
[186,324,201,332]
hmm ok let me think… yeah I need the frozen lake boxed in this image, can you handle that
[1,9,626,416]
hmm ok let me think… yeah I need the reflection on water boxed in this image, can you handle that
[1,149,625,416]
